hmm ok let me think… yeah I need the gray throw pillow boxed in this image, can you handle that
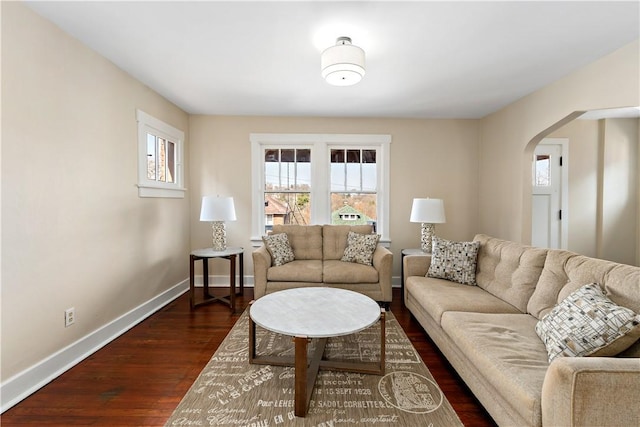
[427,236,480,286]
[535,283,640,362]
[262,233,295,266]
[341,231,380,266]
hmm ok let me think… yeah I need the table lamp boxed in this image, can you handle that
[200,196,237,251]
[410,198,446,253]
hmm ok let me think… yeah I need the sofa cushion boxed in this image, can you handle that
[405,276,521,325]
[322,225,373,260]
[427,236,480,285]
[341,231,380,266]
[474,234,548,313]
[262,233,295,266]
[266,260,323,283]
[323,260,379,284]
[272,224,323,260]
[535,283,640,362]
[441,312,549,427]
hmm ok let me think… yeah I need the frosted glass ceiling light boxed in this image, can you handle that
[321,36,365,86]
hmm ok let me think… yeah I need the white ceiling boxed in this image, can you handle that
[25,1,640,119]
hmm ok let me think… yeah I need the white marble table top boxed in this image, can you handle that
[191,247,243,257]
[249,287,381,338]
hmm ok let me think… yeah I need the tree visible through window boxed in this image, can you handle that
[264,148,311,231]
[250,133,391,242]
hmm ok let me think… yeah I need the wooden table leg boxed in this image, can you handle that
[238,252,244,296]
[189,255,196,310]
[202,257,210,298]
[229,254,236,312]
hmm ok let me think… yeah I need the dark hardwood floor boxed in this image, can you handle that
[1,288,496,426]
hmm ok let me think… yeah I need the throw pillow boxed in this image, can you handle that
[427,237,480,286]
[341,231,380,266]
[262,233,295,266]
[535,283,640,363]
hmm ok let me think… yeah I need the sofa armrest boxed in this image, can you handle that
[252,246,272,299]
[372,245,393,302]
[403,254,431,283]
[541,357,640,427]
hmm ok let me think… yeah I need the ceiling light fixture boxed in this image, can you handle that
[321,36,365,86]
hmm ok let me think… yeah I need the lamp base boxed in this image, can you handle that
[421,223,435,253]
[211,221,227,251]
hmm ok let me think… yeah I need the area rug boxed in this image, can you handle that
[165,310,462,426]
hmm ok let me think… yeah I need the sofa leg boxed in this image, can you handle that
[378,302,390,311]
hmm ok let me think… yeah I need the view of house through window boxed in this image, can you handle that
[262,147,378,233]
[330,149,377,230]
[251,133,390,241]
[264,148,311,231]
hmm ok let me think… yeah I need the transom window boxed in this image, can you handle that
[250,133,391,246]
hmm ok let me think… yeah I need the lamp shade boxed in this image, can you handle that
[200,196,237,222]
[410,198,446,223]
[321,37,365,86]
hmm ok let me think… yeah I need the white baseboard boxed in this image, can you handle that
[0,279,189,413]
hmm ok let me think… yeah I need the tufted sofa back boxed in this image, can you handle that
[474,234,548,313]
[323,224,374,260]
[271,224,323,260]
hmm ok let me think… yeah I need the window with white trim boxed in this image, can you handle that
[250,133,391,246]
[136,110,185,198]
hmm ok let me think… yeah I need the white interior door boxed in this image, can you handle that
[532,140,566,249]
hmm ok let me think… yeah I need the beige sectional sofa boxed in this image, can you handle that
[253,224,393,305]
[404,234,640,427]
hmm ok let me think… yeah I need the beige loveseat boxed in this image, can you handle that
[404,234,640,427]
[253,224,392,306]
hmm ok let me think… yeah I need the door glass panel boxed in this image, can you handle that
[535,155,550,186]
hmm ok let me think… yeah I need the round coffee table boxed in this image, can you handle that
[249,287,386,417]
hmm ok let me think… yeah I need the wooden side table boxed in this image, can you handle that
[401,248,430,305]
[189,247,244,311]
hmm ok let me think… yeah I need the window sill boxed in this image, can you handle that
[137,184,186,199]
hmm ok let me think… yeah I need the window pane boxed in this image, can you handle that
[331,149,344,163]
[294,162,311,191]
[265,162,280,189]
[362,163,377,191]
[347,149,360,163]
[362,149,376,163]
[157,138,166,182]
[146,134,156,180]
[535,155,550,186]
[265,149,279,162]
[331,162,345,191]
[281,149,295,163]
[166,140,175,183]
[346,163,361,190]
[330,193,377,229]
[296,149,310,162]
[264,192,311,233]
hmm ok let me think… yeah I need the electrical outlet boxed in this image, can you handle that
[65,308,75,327]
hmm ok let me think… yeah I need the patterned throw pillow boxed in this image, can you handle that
[262,233,295,266]
[535,283,640,363]
[427,237,480,286]
[341,231,380,266]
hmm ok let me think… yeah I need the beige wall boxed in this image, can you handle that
[1,3,190,380]
[549,120,599,257]
[548,117,639,265]
[189,116,480,278]
[479,40,640,244]
[601,118,639,265]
